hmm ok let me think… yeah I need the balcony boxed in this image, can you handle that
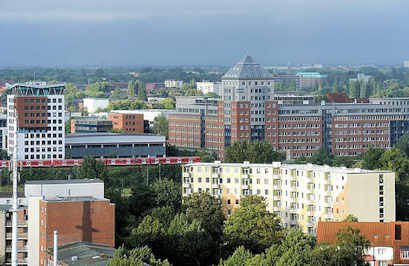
[242,174,249,179]
[6,245,28,252]
[6,233,28,239]
[5,222,27,227]
[211,183,219,189]
[307,193,315,202]
[211,173,219,178]
[242,184,249,190]
[182,172,191,178]
[183,183,191,188]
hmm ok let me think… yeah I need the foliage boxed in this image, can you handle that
[155,98,175,109]
[183,192,225,241]
[218,246,254,266]
[395,134,409,157]
[380,147,409,183]
[77,157,109,183]
[223,196,282,254]
[106,99,147,111]
[275,229,316,266]
[151,179,182,212]
[152,114,168,137]
[137,81,147,101]
[224,141,285,163]
[108,246,170,266]
[360,147,385,170]
[342,214,358,222]
[85,82,111,98]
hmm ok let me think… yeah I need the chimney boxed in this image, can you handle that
[54,231,58,266]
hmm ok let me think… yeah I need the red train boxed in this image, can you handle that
[0,156,200,168]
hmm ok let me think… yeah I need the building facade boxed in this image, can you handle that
[169,57,409,159]
[108,113,144,134]
[317,221,409,266]
[164,80,184,89]
[65,133,166,158]
[70,119,112,133]
[82,98,109,113]
[196,81,221,95]
[7,82,65,160]
[182,162,395,235]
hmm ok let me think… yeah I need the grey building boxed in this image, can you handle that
[65,133,166,158]
[71,119,113,133]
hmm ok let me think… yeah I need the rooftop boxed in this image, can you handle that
[44,196,106,202]
[222,56,274,80]
[10,82,65,89]
[25,179,103,185]
[49,242,115,266]
[185,161,393,174]
[66,133,166,145]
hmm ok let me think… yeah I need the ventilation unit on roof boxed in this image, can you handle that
[72,256,78,261]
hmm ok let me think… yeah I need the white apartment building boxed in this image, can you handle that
[7,82,65,160]
[83,98,109,113]
[164,80,184,89]
[182,161,395,235]
[196,81,221,95]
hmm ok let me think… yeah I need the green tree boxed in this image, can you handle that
[151,179,182,212]
[65,119,72,134]
[275,229,316,266]
[167,213,215,266]
[307,146,333,166]
[224,141,285,163]
[108,246,170,266]
[361,147,385,170]
[138,81,147,101]
[342,214,358,222]
[395,134,409,157]
[152,115,168,137]
[333,227,370,266]
[380,147,409,183]
[128,80,136,98]
[182,192,225,241]
[223,196,282,254]
[77,157,108,183]
[218,246,254,266]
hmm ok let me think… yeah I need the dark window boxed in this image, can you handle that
[395,224,402,240]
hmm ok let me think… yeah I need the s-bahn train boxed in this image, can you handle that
[0,156,200,168]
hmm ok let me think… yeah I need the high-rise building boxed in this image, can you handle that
[404,60,409,68]
[182,161,395,235]
[7,82,65,160]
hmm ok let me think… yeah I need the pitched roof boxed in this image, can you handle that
[222,56,274,80]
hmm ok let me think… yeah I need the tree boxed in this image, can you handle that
[380,147,409,183]
[333,227,370,266]
[152,115,168,137]
[223,196,282,254]
[167,213,214,266]
[151,179,182,212]
[65,119,72,134]
[138,81,147,101]
[224,141,285,163]
[128,80,136,98]
[275,229,316,266]
[361,147,385,170]
[342,214,358,222]
[218,246,254,266]
[182,192,225,242]
[307,146,333,166]
[395,134,409,157]
[77,157,108,183]
[108,246,170,266]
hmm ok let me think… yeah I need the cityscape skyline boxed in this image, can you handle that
[2,0,409,66]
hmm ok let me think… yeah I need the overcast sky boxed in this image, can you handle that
[1,0,409,66]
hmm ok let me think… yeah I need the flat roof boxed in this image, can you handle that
[25,179,103,185]
[66,133,166,145]
[49,242,115,266]
[184,162,394,174]
[44,196,107,202]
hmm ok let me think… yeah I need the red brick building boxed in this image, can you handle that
[109,113,144,134]
[37,198,115,266]
[317,221,409,265]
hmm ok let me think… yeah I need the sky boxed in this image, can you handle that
[1,0,409,67]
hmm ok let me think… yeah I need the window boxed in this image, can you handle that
[401,248,409,259]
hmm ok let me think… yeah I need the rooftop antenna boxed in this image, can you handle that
[11,106,19,266]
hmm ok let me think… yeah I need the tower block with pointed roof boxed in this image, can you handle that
[220,56,275,146]
[168,56,275,158]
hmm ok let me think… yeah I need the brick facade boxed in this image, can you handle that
[109,113,144,134]
[38,199,115,266]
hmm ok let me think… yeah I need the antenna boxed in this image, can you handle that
[11,105,19,266]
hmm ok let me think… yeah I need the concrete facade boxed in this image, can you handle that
[182,162,395,235]
[82,98,109,114]
[7,82,65,160]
